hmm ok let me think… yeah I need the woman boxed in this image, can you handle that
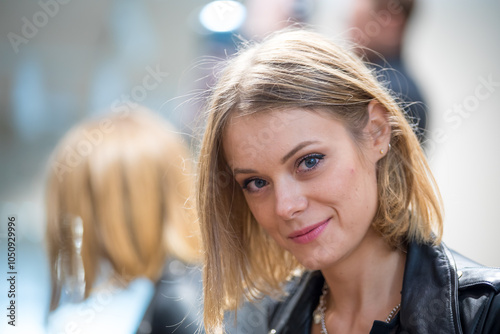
[197,30,500,333]
[46,108,203,333]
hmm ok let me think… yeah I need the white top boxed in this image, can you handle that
[47,277,154,334]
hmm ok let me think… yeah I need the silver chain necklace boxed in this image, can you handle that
[312,282,401,334]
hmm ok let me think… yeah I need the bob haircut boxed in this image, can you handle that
[197,29,443,332]
[46,107,200,311]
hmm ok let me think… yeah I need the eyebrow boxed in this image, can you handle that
[233,168,258,176]
[281,140,319,164]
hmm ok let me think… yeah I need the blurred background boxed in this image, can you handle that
[0,0,499,332]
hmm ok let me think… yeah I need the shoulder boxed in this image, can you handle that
[224,296,271,334]
[445,245,500,333]
[266,271,324,334]
[444,245,500,292]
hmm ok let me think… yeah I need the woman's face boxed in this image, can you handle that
[223,108,388,270]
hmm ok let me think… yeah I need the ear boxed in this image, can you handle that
[364,100,391,162]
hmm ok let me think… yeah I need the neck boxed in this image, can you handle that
[320,228,406,320]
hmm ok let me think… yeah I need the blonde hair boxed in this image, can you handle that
[197,29,443,332]
[46,107,200,311]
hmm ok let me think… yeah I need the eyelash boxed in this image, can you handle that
[240,153,325,193]
[242,177,264,190]
[296,153,325,172]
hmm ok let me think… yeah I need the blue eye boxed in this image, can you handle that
[304,157,318,168]
[242,178,268,193]
[297,154,325,172]
[253,179,267,188]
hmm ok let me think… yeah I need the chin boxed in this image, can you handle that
[295,248,344,271]
[296,256,327,271]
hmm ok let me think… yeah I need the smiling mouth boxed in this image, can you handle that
[288,218,330,244]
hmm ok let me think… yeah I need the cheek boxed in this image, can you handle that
[313,164,375,215]
[313,166,356,201]
[245,198,274,230]
[351,166,379,218]
[246,198,287,244]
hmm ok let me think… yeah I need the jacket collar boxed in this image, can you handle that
[399,241,462,334]
[267,241,462,334]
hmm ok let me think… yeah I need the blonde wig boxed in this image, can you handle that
[46,107,200,311]
[197,29,443,332]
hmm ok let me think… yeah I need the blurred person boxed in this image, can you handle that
[45,108,203,333]
[349,0,428,143]
[196,29,500,333]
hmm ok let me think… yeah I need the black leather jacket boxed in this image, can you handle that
[267,241,500,333]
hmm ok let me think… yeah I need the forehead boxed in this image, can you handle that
[222,108,350,164]
[223,108,318,143]
[225,109,309,134]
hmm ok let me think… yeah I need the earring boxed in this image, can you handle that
[380,149,384,155]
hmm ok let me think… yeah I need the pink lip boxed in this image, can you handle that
[288,218,330,244]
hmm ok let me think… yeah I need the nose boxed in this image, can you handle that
[274,180,307,220]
